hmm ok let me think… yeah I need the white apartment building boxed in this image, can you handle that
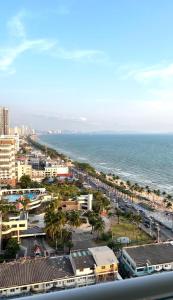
[0,134,19,152]
[0,137,16,186]
[31,169,45,182]
[76,194,93,210]
[44,166,69,178]
[16,162,32,182]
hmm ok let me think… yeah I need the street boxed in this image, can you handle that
[73,168,173,242]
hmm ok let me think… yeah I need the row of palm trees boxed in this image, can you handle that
[104,172,173,207]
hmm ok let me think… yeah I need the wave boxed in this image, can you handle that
[77,156,87,161]
[39,134,173,194]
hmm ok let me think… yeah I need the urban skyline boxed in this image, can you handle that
[1,0,173,133]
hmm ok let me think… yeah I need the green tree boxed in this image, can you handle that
[19,175,32,189]
[65,240,73,253]
[166,202,172,208]
[5,239,19,259]
[93,217,105,239]
[45,210,58,241]
[68,211,81,228]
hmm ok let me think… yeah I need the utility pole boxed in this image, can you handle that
[157,225,160,243]
[0,212,2,254]
[149,217,152,237]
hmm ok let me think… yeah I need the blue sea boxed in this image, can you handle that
[39,134,173,194]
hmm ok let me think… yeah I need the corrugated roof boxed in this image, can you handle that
[71,250,95,269]
[124,243,173,267]
[0,256,74,289]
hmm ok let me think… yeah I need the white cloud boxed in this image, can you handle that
[79,117,87,122]
[7,11,26,39]
[52,47,106,62]
[125,63,173,82]
[0,39,56,72]
[0,12,106,75]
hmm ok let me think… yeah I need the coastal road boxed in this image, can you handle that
[73,168,173,242]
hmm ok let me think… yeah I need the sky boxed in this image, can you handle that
[1,0,173,132]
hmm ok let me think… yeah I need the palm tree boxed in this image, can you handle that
[166,194,172,201]
[45,210,57,241]
[146,188,151,200]
[93,218,105,239]
[166,202,172,208]
[65,240,73,253]
[87,211,98,233]
[68,211,81,229]
[18,197,31,219]
[56,211,67,239]
[126,180,131,188]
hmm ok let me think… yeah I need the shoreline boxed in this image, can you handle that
[37,134,173,195]
[28,135,173,213]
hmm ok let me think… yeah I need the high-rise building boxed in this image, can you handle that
[0,107,9,135]
[0,137,16,186]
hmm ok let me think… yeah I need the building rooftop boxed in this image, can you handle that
[0,256,74,289]
[71,250,95,270]
[20,226,45,235]
[124,242,173,267]
[88,246,118,266]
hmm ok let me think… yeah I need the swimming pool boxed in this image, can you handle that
[4,193,38,203]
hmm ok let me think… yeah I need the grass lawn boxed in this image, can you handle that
[111,217,153,245]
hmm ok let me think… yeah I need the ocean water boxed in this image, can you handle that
[39,134,173,194]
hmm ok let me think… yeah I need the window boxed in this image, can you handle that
[155,265,160,269]
[79,268,84,272]
[11,224,17,228]
[101,266,105,270]
[21,287,27,291]
[88,275,95,280]
[137,267,144,272]
[34,285,39,289]
[110,264,114,268]
[19,224,25,227]
[67,279,75,283]
[10,289,15,292]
